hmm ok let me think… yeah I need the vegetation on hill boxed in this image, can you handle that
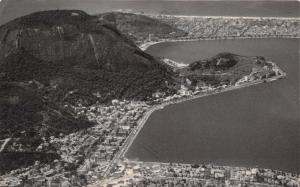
[0,10,178,174]
[0,10,176,103]
[189,52,239,71]
[0,152,60,175]
[0,82,93,152]
[180,52,272,86]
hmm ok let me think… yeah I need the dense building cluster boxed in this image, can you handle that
[234,61,284,86]
[149,15,300,40]
[52,100,149,182]
[98,161,300,187]
[0,100,150,186]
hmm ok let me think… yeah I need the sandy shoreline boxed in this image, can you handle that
[148,14,300,21]
[139,36,300,51]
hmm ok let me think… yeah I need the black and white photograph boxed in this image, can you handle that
[0,0,299,186]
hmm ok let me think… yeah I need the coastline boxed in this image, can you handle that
[91,13,300,186]
[124,159,292,177]
[147,14,300,21]
[96,66,294,186]
[120,68,287,160]
[138,13,299,51]
[139,36,300,51]
[99,23,297,184]
[110,33,293,179]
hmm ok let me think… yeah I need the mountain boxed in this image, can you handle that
[0,10,175,103]
[0,10,177,174]
[98,12,187,42]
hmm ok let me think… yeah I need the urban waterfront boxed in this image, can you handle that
[126,38,299,173]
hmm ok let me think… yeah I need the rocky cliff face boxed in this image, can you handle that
[1,10,146,71]
[0,10,175,103]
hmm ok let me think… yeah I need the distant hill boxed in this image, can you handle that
[98,12,187,42]
[181,52,270,86]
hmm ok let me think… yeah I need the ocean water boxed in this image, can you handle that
[0,1,299,26]
[126,38,300,173]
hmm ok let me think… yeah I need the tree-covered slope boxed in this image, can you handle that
[0,10,176,103]
[0,10,178,174]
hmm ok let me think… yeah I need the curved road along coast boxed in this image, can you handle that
[139,36,300,51]
[121,68,287,159]
[102,107,156,178]
[102,14,296,180]
[102,62,287,178]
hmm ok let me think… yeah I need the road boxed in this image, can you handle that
[0,138,11,152]
[102,107,156,178]
[101,71,286,179]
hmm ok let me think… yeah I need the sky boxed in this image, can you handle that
[86,0,298,1]
[14,0,299,1]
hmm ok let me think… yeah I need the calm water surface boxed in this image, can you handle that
[126,39,300,173]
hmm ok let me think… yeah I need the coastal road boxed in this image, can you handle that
[101,71,286,178]
[102,107,157,178]
[0,138,11,152]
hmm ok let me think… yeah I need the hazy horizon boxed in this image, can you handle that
[0,0,299,26]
